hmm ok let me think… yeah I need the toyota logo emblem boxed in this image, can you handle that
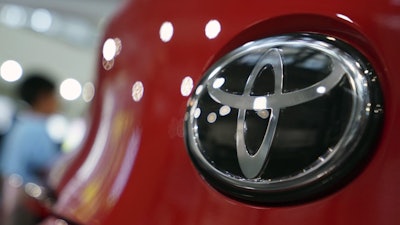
[184,34,383,204]
[208,47,345,179]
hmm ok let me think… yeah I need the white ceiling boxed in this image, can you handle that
[0,0,124,116]
[2,0,123,24]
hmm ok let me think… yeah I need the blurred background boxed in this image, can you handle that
[0,0,124,152]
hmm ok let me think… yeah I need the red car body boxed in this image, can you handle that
[42,0,399,224]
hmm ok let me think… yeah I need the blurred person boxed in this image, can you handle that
[0,74,61,225]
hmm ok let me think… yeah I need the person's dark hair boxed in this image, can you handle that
[18,74,56,106]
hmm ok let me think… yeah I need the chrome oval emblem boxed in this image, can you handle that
[184,34,383,204]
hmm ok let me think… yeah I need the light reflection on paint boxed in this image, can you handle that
[102,37,121,66]
[82,82,95,102]
[205,19,221,39]
[159,21,174,42]
[336,13,353,23]
[109,128,141,202]
[180,76,193,96]
[103,38,117,61]
[102,58,114,70]
[76,91,114,180]
[132,81,144,102]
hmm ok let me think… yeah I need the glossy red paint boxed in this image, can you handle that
[46,0,400,224]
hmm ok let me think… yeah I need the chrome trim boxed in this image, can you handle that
[185,34,381,199]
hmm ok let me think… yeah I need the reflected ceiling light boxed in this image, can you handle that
[159,21,174,42]
[326,36,336,41]
[102,58,114,70]
[60,78,82,101]
[317,86,327,94]
[207,112,217,123]
[253,97,267,110]
[213,77,225,88]
[103,38,117,61]
[194,108,201,118]
[180,76,194,96]
[205,19,221,39]
[219,105,231,116]
[257,110,270,119]
[132,81,144,102]
[31,8,52,33]
[195,85,204,95]
[336,14,353,23]
[0,4,27,28]
[0,60,23,82]
[82,82,95,102]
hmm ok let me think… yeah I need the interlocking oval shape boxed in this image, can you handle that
[207,48,345,178]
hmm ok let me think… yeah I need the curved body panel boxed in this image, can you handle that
[46,0,399,224]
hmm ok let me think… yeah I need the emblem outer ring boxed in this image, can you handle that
[184,33,383,204]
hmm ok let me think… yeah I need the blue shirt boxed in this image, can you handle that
[0,112,60,185]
